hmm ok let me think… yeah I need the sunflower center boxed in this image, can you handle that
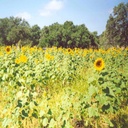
[6,48,10,52]
[68,49,71,52]
[96,60,102,67]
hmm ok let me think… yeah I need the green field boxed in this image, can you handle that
[0,46,128,128]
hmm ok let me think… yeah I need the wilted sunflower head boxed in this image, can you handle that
[94,58,105,71]
[5,46,11,54]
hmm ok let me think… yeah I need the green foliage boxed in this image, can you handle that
[38,21,99,48]
[0,46,128,128]
[103,2,128,47]
[0,17,31,46]
[31,25,41,46]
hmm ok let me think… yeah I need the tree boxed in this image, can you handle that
[39,23,63,47]
[89,31,99,49]
[105,2,128,47]
[0,16,31,46]
[39,21,98,48]
[31,25,41,46]
[0,17,10,45]
[99,31,107,48]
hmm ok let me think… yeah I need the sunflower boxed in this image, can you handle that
[19,54,28,63]
[94,58,105,71]
[15,58,20,64]
[67,48,71,53]
[45,53,54,61]
[5,46,11,54]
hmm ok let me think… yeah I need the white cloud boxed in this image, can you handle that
[45,0,63,11]
[40,0,64,17]
[15,12,31,20]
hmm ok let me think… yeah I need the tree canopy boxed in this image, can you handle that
[100,2,128,47]
[0,17,31,46]
[39,21,99,48]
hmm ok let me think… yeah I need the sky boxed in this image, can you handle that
[0,0,127,35]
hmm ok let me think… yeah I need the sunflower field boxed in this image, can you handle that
[0,46,128,128]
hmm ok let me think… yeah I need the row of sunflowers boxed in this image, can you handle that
[0,46,128,128]
[3,45,125,69]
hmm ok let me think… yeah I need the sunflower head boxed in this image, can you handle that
[45,53,54,61]
[15,58,20,64]
[19,54,28,63]
[94,58,105,71]
[5,46,11,54]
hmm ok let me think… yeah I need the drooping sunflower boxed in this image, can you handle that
[94,58,105,71]
[5,46,11,54]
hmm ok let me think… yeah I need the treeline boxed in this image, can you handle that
[39,22,99,48]
[0,2,128,48]
[0,18,99,48]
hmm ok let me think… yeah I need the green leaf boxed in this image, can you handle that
[22,110,28,118]
[47,109,52,115]
[17,100,22,108]
[29,101,35,109]
[88,77,95,84]
[43,118,48,127]
[32,112,38,119]
[49,118,56,127]
[109,88,115,97]
[19,78,25,84]
[2,118,12,127]
[88,107,99,117]
[88,85,98,96]
[39,110,45,117]
[96,94,108,105]
[116,88,121,93]
[62,120,66,128]
[16,81,22,86]
[2,74,8,80]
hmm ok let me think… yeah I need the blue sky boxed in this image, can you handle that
[0,0,127,35]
